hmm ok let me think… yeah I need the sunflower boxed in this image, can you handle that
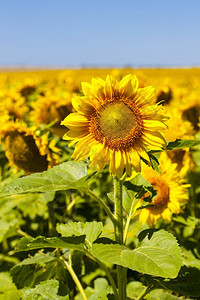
[0,88,29,120]
[30,91,73,136]
[161,106,195,177]
[0,120,59,174]
[61,75,168,177]
[136,155,190,226]
[179,94,200,132]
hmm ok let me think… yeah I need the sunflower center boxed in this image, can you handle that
[98,102,137,139]
[89,100,144,150]
[148,176,170,207]
[4,131,48,173]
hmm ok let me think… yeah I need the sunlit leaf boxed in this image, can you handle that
[167,139,200,150]
[121,229,182,278]
[21,279,69,300]
[57,221,103,247]
[17,253,56,266]
[0,161,88,198]
[90,230,182,278]
[0,272,20,300]
[15,236,86,252]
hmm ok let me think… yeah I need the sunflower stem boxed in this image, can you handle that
[61,255,88,300]
[86,189,116,225]
[113,176,127,300]
[86,251,119,300]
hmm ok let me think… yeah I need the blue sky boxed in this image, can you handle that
[0,0,200,67]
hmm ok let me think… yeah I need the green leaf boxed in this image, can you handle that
[167,139,200,150]
[21,279,69,300]
[0,161,88,198]
[148,152,160,173]
[146,289,181,300]
[15,236,86,252]
[130,173,152,187]
[182,249,200,270]
[126,281,146,299]
[124,174,156,206]
[0,272,20,300]
[56,221,103,247]
[122,229,182,278]
[163,266,200,298]
[90,230,182,279]
[17,253,56,266]
[90,238,127,266]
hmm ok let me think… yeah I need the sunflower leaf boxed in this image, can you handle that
[148,152,160,173]
[0,161,88,198]
[167,139,200,150]
[90,230,182,278]
[0,272,21,300]
[20,279,69,300]
[15,235,86,252]
[56,221,103,247]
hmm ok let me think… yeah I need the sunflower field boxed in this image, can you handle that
[0,68,200,300]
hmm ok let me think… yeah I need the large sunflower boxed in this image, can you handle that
[136,155,190,226]
[61,75,168,177]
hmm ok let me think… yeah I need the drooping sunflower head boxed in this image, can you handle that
[0,121,59,174]
[179,95,200,132]
[61,75,169,177]
[136,155,190,226]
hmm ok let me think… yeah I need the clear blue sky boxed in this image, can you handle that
[0,0,200,67]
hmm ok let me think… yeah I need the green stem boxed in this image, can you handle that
[62,256,88,300]
[113,176,126,300]
[86,252,119,300]
[86,189,116,225]
[136,285,154,300]
[124,195,140,244]
[47,203,56,236]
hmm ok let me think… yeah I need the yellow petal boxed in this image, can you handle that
[63,129,88,139]
[72,136,93,161]
[114,150,125,178]
[104,75,114,99]
[119,74,135,98]
[131,75,139,92]
[136,145,151,164]
[109,150,116,175]
[82,82,92,97]
[123,152,132,176]
[61,113,89,128]
[143,119,168,130]
[143,130,166,149]
[128,150,141,172]
[90,145,109,170]
[135,86,155,107]
[72,96,95,114]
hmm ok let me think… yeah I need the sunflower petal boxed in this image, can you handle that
[72,96,95,114]
[128,150,141,172]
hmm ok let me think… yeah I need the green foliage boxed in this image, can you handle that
[15,236,86,252]
[167,139,200,150]
[1,137,200,299]
[57,221,103,247]
[0,161,88,197]
[0,272,20,300]
[20,279,69,300]
[90,230,182,278]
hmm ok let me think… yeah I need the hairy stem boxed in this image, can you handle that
[62,256,88,300]
[113,176,127,300]
[86,189,116,225]
[86,252,119,300]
